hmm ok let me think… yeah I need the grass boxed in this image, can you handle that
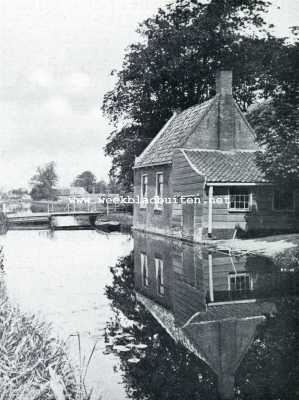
[0,296,99,400]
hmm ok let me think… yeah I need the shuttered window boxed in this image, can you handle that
[155,257,165,296]
[141,253,149,287]
[155,173,164,210]
[140,174,148,208]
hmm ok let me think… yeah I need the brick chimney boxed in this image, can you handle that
[216,70,235,150]
[216,70,232,96]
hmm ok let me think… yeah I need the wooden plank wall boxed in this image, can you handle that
[203,186,299,239]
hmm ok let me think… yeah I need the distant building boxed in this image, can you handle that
[133,70,299,240]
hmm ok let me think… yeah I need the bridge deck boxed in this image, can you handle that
[8,211,105,221]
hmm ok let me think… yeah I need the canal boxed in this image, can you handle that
[0,228,299,399]
[0,229,133,400]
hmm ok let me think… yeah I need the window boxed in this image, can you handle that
[155,258,165,296]
[228,273,252,292]
[229,187,251,211]
[155,173,164,210]
[141,253,149,287]
[273,190,294,211]
[140,174,148,208]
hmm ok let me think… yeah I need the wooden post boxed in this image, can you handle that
[208,253,214,303]
[208,185,213,238]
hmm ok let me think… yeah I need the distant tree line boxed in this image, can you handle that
[29,163,122,201]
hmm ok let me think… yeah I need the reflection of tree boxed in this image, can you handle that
[105,252,218,400]
[236,298,299,400]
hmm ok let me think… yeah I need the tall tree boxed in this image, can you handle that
[30,162,58,200]
[72,170,97,193]
[103,0,283,188]
[248,33,299,188]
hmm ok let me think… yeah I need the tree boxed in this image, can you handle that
[11,188,28,196]
[94,179,107,193]
[30,162,58,200]
[72,170,97,193]
[102,0,283,188]
[248,34,299,188]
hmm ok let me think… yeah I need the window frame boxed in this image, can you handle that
[228,272,253,292]
[272,189,295,212]
[140,174,148,209]
[154,172,164,211]
[155,257,165,296]
[228,187,252,212]
[141,252,149,287]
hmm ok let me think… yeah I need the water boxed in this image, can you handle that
[0,229,133,400]
[0,228,298,400]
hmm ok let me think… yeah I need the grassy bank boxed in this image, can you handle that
[0,296,93,400]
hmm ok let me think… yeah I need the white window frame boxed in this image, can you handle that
[140,174,148,209]
[155,257,165,296]
[272,189,295,212]
[154,172,164,211]
[228,272,253,292]
[141,253,149,287]
[228,187,252,212]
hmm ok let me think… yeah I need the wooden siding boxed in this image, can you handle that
[172,150,205,241]
[202,186,299,239]
[133,165,173,236]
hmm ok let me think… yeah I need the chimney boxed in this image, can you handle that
[216,70,233,96]
[216,70,235,150]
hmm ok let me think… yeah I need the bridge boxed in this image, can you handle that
[4,199,132,229]
[7,209,107,228]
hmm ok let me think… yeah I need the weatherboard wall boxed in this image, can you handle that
[133,165,173,236]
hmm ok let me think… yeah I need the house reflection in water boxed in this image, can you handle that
[133,231,299,400]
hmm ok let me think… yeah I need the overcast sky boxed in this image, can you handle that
[0,0,298,190]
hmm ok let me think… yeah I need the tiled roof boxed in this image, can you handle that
[134,97,216,168]
[183,149,267,183]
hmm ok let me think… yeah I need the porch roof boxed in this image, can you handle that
[182,149,267,183]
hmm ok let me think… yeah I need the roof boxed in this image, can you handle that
[56,187,88,196]
[134,97,216,168]
[182,149,267,183]
[69,187,88,195]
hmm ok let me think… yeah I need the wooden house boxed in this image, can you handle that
[133,70,299,240]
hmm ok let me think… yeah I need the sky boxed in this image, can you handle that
[0,0,298,190]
